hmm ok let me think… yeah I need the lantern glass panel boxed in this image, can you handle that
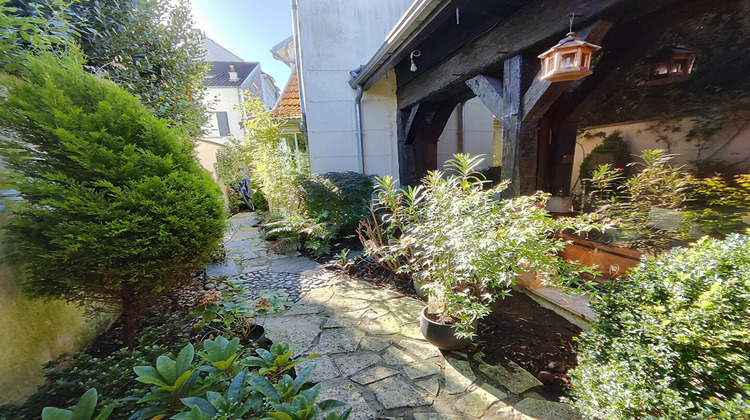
[561,51,577,69]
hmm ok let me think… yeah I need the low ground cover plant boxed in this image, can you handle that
[569,234,750,419]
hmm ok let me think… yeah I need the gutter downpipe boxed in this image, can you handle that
[456,101,465,154]
[291,0,307,131]
[355,84,365,173]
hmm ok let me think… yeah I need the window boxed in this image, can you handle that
[216,112,230,136]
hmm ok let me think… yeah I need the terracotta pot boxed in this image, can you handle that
[419,307,475,351]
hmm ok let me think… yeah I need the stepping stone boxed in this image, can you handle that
[443,358,476,395]
[295,355,340,383]
[263,316,322,354]
[413,414,464,420]
[323,316,360,329]
[403,362,441,380]
[358,314,401,335]
[324,297,372,312]
[284,304,324,316]
[350,366,399,385]
[228,230,260,242]
[332,352,382,376]
[206,260,239,277]
[382,346,417,366]
[309,328,365,355]
[224,240,253,248]
[487,404,537,420]
[236,250,259,260]
[268,256,321,274]
[396,339,442,360]
[318,379,377,420]
[514,398,582,420]
[414,377,440,397]
[454,384,506,418]
[477,361,542,395]
[368,376,432,409]
[358,336,392,352]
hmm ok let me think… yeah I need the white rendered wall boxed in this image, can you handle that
[437,97,495,170]
[296,0,412,176]
[571,113,750,192]
[203,86,245,143]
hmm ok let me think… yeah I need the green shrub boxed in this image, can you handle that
[569,234,750,419]
[292,171,373,235]
[0,48,225,347]
[264,210,337,257]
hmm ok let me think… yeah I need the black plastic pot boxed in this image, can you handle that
[244,325,271,349]
[419,307,475,351]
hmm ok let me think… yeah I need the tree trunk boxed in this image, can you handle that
[121,298,140,350]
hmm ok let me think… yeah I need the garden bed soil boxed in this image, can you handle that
[479,292,582,401]
[324,247,584,401]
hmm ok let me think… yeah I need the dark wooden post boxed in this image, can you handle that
[397,100,457,185]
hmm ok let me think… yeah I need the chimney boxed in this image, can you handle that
[228,65,238,81]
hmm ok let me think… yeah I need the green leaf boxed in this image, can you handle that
[181,397,216,418]
[267,413,293,420]
[173,369,194,391]
[71,388,97,420]
[41,407,73,420]
[156,355,178,384]
[175,343,195,374]
[93,403,115,420]
[247,375,279,400]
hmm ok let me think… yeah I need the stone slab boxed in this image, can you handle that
[403,362,441,380]
[284,304,325,316]
[368,376,432,409]
[309,328,365,355]
[358,336,393,352]
[332,352,382,376]
[414,377,440,397]
[206,260,239,277]
[443,358,476,395]
[477,361,542,395]
[224,240,254,248]
[454,385,502,418]
[382,346,417,366]
[318,379,376,420]
[263,316,322,354]
[268,256,322,274]
[350,365,400,385]
[514,398,582,420]
[396,339,442,360]
[295,355,340,383]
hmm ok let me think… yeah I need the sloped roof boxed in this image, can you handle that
[270,69,301,120]
[203,61,258,87]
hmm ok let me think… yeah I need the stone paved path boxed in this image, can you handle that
[207,213,581,420]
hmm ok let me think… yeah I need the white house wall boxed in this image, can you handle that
[296,0,413,176]
[571,113,750,192]
[204,86,245,142]
[437,97,495,170]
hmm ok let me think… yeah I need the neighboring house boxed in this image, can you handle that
[288,0,750,195]
[195,38,280,183]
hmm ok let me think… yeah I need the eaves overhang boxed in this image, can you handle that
[348,0,451,90]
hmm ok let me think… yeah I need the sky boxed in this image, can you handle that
[187,0,294,88]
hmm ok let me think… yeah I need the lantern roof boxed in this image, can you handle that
[538,32,602,58]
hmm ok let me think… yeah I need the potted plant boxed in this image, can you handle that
[191,279,293,346]
[371,154,597,350]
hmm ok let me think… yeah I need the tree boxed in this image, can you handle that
[0,48,226,348]
[18,0,209,137]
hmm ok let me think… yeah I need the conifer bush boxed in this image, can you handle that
[0,48,225,347]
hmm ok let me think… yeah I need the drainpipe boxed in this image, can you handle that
[456,101,465,154]
[355,84,365,173]
[291,0,307,132]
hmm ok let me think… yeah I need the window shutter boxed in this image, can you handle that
[216,112,230,136]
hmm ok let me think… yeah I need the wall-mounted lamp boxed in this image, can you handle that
[410,50,421,72]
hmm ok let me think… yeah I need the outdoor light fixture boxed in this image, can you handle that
[410,50,421,72]
[538,14,601,82]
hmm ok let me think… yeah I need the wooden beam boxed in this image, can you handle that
[465,75,504,118]
[397,100,457,185]
[397,0,677,109]
[521,21,613,121]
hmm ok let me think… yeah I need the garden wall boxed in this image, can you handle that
[571,112,750,192]
[0,214,111,404]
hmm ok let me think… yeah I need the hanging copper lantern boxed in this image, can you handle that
[538,14,601,82]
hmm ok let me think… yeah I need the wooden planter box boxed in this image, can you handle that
[558,232,643,282]
[516,232,644,291]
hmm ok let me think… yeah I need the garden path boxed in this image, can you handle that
[207,212,581,420]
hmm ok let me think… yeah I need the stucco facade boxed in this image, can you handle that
[295,0,411,177]
[294,0,497,180]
